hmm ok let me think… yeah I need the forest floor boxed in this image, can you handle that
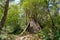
[14,34,41,40]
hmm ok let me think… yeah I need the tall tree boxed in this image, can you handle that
[0,0,9,33]
[20,0,48,35]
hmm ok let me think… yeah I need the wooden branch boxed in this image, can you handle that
[20,22,30,36]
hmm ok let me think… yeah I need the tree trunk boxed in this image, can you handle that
[20,18,41,36]
[0,0,9,38]
[26,18,41,33]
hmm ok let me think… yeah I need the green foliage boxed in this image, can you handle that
[3,4,23,34]
[0,0,60,40]
[21,0,60,40]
